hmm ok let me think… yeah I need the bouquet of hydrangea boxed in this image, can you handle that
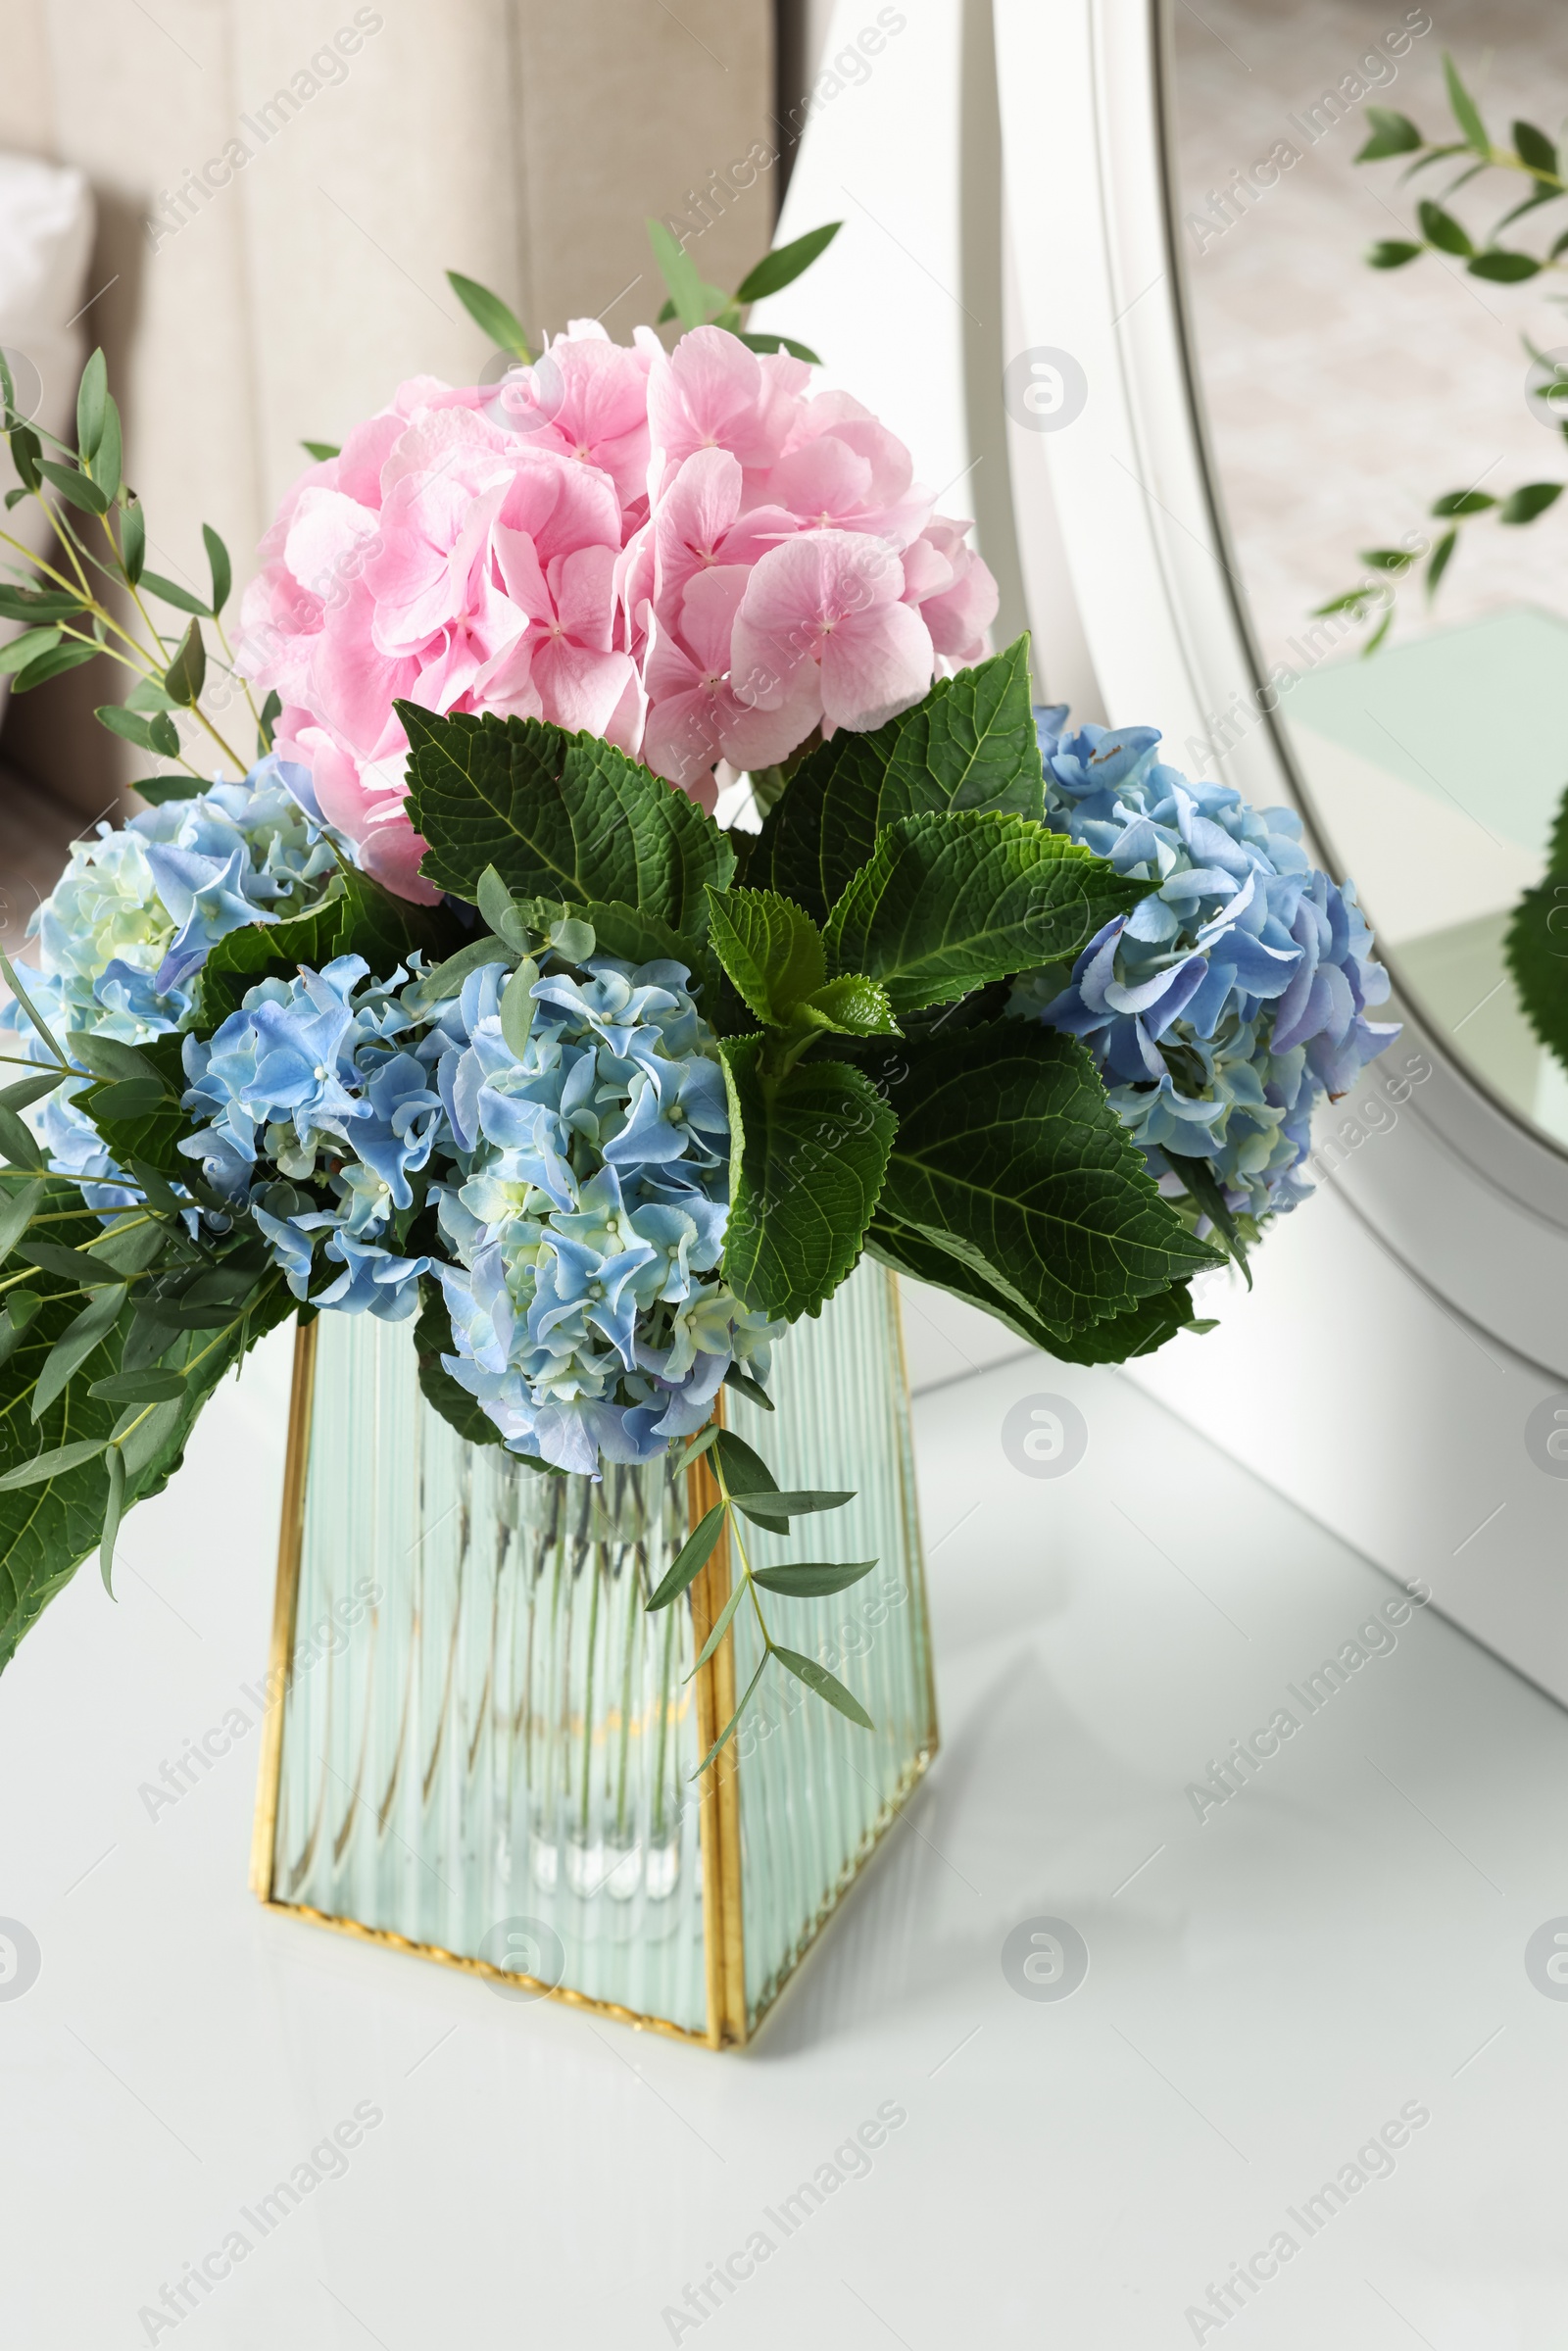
[0,222,1395,1751]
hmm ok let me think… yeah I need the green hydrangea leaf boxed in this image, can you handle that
[705,887,826,1023]
[751,636,1043,920]
[823,809,1149,1015]
[872,1023,1220,1344]
[717,1036,895,1320]
[399,705,734,929]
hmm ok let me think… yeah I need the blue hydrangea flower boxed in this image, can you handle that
[1,757,337,1206]
[1017,708,1398,1223]
[426,953,779,1478]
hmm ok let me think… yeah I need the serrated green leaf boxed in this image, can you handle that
[734,220,841,303]
[718,1036,894,1319]
[796,972,901,1038]
[771,1644,873,1729]
[75,348,107,461]
[1443,51,1489,154]
[874,1022,1218,1345]
[751,636,1043,920]
[579,898,701,974]
[399,704,735,927]
[824,809,1149,1016]
[647,1500,727,1610]
[750,1559,877,1596]
[446,270,534,363]
[705,887,826,1023]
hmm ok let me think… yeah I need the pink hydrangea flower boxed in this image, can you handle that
[236,320,998,903]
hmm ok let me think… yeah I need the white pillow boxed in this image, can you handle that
[0,152,95,721]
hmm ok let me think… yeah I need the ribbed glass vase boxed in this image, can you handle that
[251,1260,938,2045]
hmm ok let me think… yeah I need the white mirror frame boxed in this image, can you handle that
[767,0,1568,1698]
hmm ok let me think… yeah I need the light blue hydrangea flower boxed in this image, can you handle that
[426,954,779,1478]
[1017,708,1398,1222]
[1,757,337,1205]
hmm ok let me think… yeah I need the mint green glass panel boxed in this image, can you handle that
[722,1261,936,2032]
[270,1310,709,2033]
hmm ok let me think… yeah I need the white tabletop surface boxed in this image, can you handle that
[2,1309,1563,2350]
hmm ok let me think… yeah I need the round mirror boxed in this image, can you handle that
[1170,3,1568,1155]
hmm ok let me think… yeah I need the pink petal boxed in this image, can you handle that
[820,601,933,731]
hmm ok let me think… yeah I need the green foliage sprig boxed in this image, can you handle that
[1320,54,1568,648]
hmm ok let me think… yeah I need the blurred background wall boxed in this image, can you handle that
[0,0,776,863]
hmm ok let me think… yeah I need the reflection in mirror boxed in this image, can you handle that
[1171,1,1568,1152]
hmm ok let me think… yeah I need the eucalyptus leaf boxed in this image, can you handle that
[446,270,534,363]
[164,618,206,706]
[0,1178,45,1260]
[88,1367,187,1403]
[99,1445,125,1595]
[734,220,842,303]
[31,1283,128,1419]
[75,348,107,461]
[0,1437,109,1492]
[499,958,538,1058]
[770,1645,873,1730]
[690,1651,769,1780]
[750,1559,877,1596]
[688,1573,746,1675]
[39,458,107,515]
[0,1070,65,1116]
[647,1500,728,1610]
[0,1106,44,1169]
[733,1487,855,1526]
[202,522,231,615]
[141,570,212,617]
[1443,50,1489,154]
